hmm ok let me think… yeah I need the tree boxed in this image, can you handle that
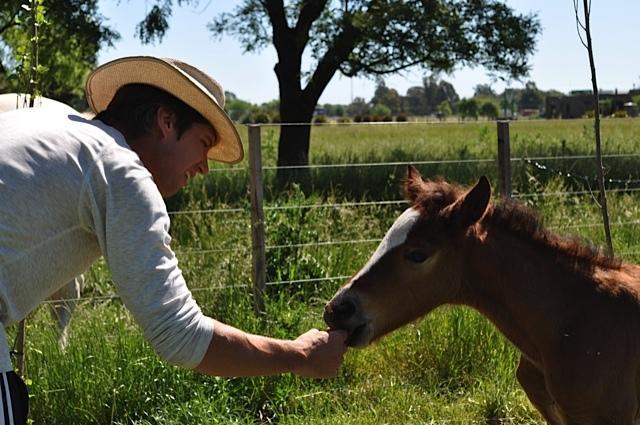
[346,96,369,117]
[370,78,402,114]
[457,98,478,120]
[405,86,426,116]
[518,81,544,111]
[370,102,391,120]
[0,0,119,109]
[138,0,540,183]
[436,100,452,121]
[423,75,459,115]
[474,83,496,97]
[480,101,499,120]
[224,91,253,121]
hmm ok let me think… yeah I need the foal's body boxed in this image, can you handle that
[464,226,640,424]
[325,167,640,425]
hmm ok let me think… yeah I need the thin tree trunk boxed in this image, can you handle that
[28,0,39,108]
[579,0,614,255]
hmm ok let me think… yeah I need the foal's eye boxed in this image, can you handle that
[405,249,429,263]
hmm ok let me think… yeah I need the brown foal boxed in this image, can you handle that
[325,165,640,425]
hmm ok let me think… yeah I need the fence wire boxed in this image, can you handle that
[40,150,640,308]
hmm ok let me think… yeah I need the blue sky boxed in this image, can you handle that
[97,1,640,105]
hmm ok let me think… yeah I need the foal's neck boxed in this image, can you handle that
[460,226,583,363]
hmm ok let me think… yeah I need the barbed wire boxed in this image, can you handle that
[175,238,381,255]
[43,154,640,305]
[205,153,640,173]
[41,275,353,305]
[514,153,640,162]
[263,158,495,171]
[514,187,640,199]
[522,157,640,186]
[173,218,640,257]
[265,199,406,211]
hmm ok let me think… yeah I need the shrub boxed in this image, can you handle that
[395,114,408,122]
[313,115,328,125]
[613,109,628,118]
[253,111,271,123]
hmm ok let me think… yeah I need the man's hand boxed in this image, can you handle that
[290,329,348,378]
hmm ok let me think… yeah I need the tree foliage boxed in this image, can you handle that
[371,78,402,114]
[518,80,544,110]
[474,83,496,97]
[479,100,499,119]
[137,0,540,182]
[457,98,479,120]
[0,0,119,109]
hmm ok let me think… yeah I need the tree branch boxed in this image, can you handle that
[0,7,22,36]
[303,16,360,103]
[294,0,329,50]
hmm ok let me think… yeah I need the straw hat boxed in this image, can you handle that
[85,56,243,164]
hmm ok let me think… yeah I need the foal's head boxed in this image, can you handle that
[324,166,491,347]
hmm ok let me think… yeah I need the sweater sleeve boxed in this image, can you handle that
[80,147,214,369]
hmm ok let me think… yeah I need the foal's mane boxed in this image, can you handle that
[406,177,620,272]
[484,196,621,271]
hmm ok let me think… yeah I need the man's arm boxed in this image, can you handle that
[194,320,348,378]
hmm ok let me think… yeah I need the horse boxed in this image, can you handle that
[0,93,85,348]
[324,165,640,425]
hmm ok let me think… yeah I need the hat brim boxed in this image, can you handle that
[85,56,243,164]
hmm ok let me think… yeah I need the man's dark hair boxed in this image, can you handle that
[94,84,209,140]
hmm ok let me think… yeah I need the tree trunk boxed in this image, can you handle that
[265,0,357,190]
[275,96,315,191]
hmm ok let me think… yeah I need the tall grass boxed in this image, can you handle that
[17,119,640,423]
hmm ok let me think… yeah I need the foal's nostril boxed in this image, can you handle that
[333,299,356,318]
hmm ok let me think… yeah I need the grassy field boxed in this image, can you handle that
[13,118,640,423]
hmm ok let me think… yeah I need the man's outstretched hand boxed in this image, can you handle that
[290,329,348,378]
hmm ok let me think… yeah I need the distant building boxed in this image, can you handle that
[546,89,640,118]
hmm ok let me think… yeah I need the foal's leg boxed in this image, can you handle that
[516,356,563,425]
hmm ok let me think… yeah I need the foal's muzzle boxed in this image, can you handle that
[324,294,372,347]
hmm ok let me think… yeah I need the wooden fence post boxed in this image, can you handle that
[248,125,266,314]
[15,320,26,377]
[497,121,512,198]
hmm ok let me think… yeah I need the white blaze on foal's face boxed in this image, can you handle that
[352,207,420,282]
[327,206,422,347]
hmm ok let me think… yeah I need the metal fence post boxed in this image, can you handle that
[497,121,512,198]
[248,125,266,314]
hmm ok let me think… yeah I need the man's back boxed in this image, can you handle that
[0,108,130,323]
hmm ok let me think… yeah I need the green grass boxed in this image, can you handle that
[14,118,640,423]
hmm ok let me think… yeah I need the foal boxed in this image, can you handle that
[325,166,640,425]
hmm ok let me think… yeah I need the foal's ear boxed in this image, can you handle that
[403,165,424,203]
[443,176,491,229]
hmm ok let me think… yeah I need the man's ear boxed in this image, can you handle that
[156,106,176,138]
[441,176,491,230]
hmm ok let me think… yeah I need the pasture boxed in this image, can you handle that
[13,118,640,423]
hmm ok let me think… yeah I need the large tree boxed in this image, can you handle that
[138,0,540,180]
[0,0,119,109]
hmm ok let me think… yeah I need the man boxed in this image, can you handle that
[0,56,347,424]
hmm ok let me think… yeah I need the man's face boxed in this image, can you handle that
[146,121,216,197]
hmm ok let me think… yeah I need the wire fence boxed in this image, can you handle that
[42,121,640,308]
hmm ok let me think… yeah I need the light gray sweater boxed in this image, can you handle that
[0,108,214,372]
